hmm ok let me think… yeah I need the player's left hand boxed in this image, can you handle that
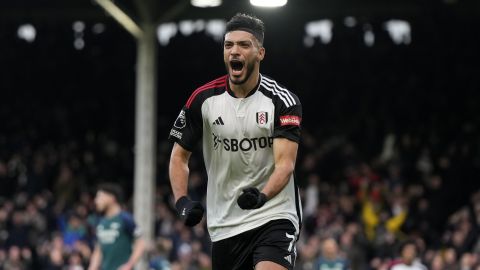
[237,187,268,209]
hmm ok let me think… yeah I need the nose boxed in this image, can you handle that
[230,44,240,55]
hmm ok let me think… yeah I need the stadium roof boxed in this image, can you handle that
[1,0,479,23]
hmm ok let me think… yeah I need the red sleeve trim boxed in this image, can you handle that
[185,75,227,108]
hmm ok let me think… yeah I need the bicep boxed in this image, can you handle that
[170,143,192,165]
[273,138,298,168]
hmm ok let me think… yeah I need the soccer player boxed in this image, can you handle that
[168,13,302,270]
[88,183,145,270]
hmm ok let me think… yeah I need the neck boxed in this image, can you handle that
[229,69,260,98]
[105,204,121,218]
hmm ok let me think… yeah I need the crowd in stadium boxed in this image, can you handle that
[1,7,480,270]
[0,118,479,270]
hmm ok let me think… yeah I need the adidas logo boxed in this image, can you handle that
[213,116,224,125]
[284,255,292,265]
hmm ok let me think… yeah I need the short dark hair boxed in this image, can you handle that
[399,240,418,254]
[225,13,265,45]
[97,183,124,203]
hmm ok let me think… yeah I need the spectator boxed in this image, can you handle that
[65,251,85,270]
[6,211,29,248]
[390,241,427,270]
[459,252,476,270]
[62,213,87,249]
[2,245,31,270]
[149,237,173,270]
[46,248,65,270]
[429,253,444,270]
[53,164,79,213]
[443,247,458,270]
[314,238,349,270]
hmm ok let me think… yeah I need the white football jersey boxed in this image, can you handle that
[169,74,302,241]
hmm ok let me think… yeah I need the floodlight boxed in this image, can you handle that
[385,20,411,45]
[191,0,222,8]
[17,24,36,43]
[250,0,287,7]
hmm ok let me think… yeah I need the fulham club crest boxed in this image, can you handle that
[256,111,268,125]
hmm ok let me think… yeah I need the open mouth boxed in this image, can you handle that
[230,60,244,75]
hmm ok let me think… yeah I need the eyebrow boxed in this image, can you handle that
[224,40,253,44]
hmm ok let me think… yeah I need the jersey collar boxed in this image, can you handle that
[226,75,261,99]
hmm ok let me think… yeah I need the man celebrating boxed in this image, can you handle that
[169,13,302,270]
[88,183,145,270]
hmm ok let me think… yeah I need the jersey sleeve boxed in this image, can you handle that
[120,212,141,238]
[168,98,203,152]
[273,92,302,143]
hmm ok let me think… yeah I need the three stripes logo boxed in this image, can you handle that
[213,116,224,125]
[285,232,296,266]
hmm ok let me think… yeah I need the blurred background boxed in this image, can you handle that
[1,0,480,269]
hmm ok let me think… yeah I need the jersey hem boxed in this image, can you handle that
[210,215,299,242]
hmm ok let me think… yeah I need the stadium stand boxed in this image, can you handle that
[1,13,479,270]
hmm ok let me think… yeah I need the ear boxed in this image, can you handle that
[257,46,265,61]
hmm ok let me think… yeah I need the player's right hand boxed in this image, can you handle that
[175,196,204,226]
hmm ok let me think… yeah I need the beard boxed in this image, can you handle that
[225,59,256,85]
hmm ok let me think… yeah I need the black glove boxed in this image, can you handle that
[175,196,204,226]
[237,187,268,210]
